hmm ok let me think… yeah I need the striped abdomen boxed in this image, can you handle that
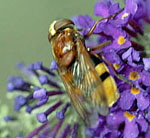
[90,54,119,107]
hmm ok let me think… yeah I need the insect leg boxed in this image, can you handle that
[98,55,135,87]
[88,40,112,52]
[84,8,124,39]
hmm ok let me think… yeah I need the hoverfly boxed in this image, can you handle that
[48,10,123,125]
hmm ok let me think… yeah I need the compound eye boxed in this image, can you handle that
[48,19,74,42]
[54,19,74,32]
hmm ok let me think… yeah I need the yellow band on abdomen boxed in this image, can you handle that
[95,63,109,76]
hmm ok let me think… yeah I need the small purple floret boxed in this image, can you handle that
[15,77,24,88]
[16,62,25,71]
[7,83,15,92]
[36,113,48,123]
[26,106,33,113]
[143,57,150,71]
[36,101,62,123]
[39,75,48,85]
[33,88,47,99]
[15,95,26,106]
[4,116,15,122]
[14,95,27,111]
[34,86,41,91]
[34,62,42,70]
[141,71,150,86]
[28,63,35,70]
[85,128,95,137]
[94,0,111,17]
[8,76,24,88]
[56,103,70,120]
[36,97,48,106]
[56,112,64,120]
[50,60,58,70]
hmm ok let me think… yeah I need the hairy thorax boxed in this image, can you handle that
[51,28,78,68]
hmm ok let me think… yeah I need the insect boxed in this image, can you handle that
[48,10,124,125]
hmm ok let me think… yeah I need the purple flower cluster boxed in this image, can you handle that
[7,62,81,138]
[6,0,150,138]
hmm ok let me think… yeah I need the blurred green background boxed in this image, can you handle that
[0,0,98,105]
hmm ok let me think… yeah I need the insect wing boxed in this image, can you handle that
[74,38,109,114]
[59,38,109,125]
[61,72,90,125]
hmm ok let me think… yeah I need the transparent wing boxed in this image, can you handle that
[61,72,90,125]
[71,39,107,110]
[59,38,109,125]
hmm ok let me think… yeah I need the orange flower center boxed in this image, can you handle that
[131,87,140,95]
[129,71,140,80]
[118,36,126,45]
[122,13,129,20]
[124,112,135,122]
[113,63,120,70]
